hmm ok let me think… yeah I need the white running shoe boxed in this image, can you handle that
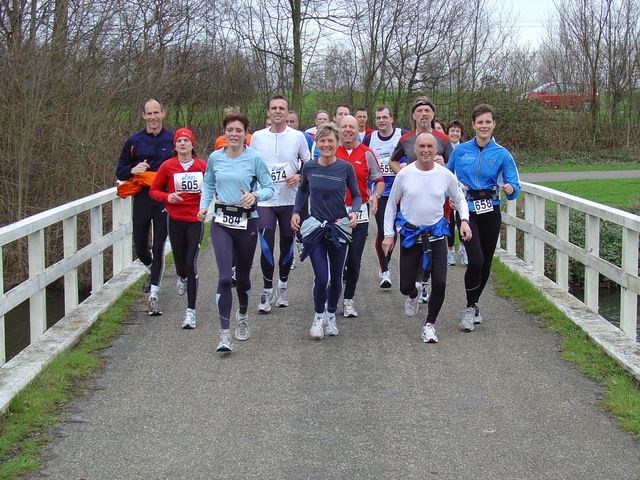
[473,303,483,324]
[325,313,339,336]
[379,271,392,289]
[147,296,162,316]
[181,309,196,329]
[216,330,233,352]
[257,290,273,313]
[275,287,289,307]
[176,277,187,296]
[235,310,250,341]
[404,295,419,317]
[460,307,475,331]
[447,250,456,266]
[418,281,430,304]
[343,299,358,317]
[421,323,439,343]
[310,313,325,339]
[459,245,468,266]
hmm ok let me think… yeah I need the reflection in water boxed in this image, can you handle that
[4,288,90,362]
[575,287,640,341]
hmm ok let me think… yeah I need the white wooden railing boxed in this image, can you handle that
[502,182,640,341]
[2,182,638,369]
[0,188,133,365]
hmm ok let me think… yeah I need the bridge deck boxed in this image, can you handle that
[28,225,640,479]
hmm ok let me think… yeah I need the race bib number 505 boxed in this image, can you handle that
[174,172,203,194]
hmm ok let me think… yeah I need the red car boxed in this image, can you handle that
[520,82,599,110]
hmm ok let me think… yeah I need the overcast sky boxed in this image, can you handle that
[500,0,558,48]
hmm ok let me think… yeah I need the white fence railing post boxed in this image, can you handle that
[506,200,516,255]
[556,204,569,292]
[91,205,104,293]
[533,195,545,274]
[621,227,639,340]
[584,214,600,311]
[524,192,534,266]
[0,245,4,365]
[28,229,46,341]
[63,216,79,315]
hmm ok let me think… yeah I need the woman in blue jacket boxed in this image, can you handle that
[447,104,520,332]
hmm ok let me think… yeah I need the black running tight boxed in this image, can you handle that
[132,188,167,286]
[168,217,203,310]
[398,237,448,324]
[463,206,502,307]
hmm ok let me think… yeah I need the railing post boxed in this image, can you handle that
[112,196,132,275]
[0,245,5,365]
[621,227,638,340]
[524,192,534,266]
[556,204,569,292]
[28,229,46,341]
[506,199,516,255]
[533,195,545,273]
[91,205,104,293]
[63,216,79,314]
[584,214,600,311]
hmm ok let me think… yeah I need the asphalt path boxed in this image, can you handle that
[28,219,640,479]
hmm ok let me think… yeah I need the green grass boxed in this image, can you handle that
[514,149,638,168]
[0,285,139,479]
[519,164,640,173]
[537,178,640,210]
[492,258,640,434]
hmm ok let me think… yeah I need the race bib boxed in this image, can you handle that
[473,199,494,214]
[173,172,203,194]
[347,203,369,224]
[270,163,288,183]
[215,214,248,230]
[214,204,249,230]
[378,158,395,177]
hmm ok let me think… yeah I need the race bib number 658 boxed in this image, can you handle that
[473,199,493,214]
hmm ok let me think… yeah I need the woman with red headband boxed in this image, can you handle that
[150,128,207,329]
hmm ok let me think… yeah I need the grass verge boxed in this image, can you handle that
[0,285,140,480]
[492,257,640,435]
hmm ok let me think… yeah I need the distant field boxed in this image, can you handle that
[538,178,640,210]
[519,164,640,173]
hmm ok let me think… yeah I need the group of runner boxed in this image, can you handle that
[115,95,520,352]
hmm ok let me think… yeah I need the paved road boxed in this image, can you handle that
[27,220,640,479]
